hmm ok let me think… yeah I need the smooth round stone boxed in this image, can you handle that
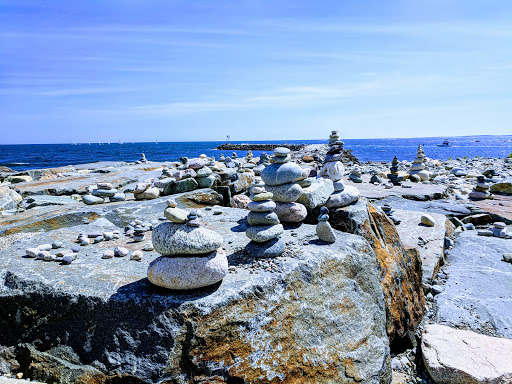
[142,243,154,251]
[494,222,506,229]
[248,200,276,212]
[25,248,39,258]
[147,249,228,290]
[38,244,52,251]
[88,232,102,238]
[265,183,303,203]
[92,189,118,197]
[246,224,283,242]
[273,202,307,223]
[114,246,129,257]
[43,254,56,262]
[55,250,72,257]
[272,155,291,164]
[164,207,188,223]
[152,222,224,256]
[245,238,285,258]
[325,186,360,209]
[93,236,104,243]
[477,230,493,237]
[51,241,63,249]
[319,161,345,181]
[71,246,80,253]
[251,192,273,201]
[189,158,208,170]
[97,182,113,190]
[109,193,126,202]
[318,213,329,221]
[196,174,216,188]
[250,186,266,194]
[62,255,73,264]
[421,215,436,227]
[134,186,160,200]
[260,162,303,186]
[247,211,279,226]
[273,147,290,156]
[83,194,105,205]
[333,180,346,192]
[167,199,177,208]
[102,250,114,259]
[316,221,336,243]
[196,166,213,178]
[103,232,115,241]
[37,251,51,260]
[131,250,143,261]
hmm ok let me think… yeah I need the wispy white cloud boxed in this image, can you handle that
[39,87,137,96]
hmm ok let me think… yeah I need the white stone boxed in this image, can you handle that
[324,186,360,209]
[421,215,436,227]
[422,324,512,384]
[296,178,334,209]
[319,161,344,181]
[147,249,228,290]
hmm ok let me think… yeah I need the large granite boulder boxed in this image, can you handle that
[0,187,22,211]
[422,324,512,384]
[0,211,391,383]
[308,198,426,348]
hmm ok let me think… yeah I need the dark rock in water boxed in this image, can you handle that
[164,178,198,195]
[0,213,390,383]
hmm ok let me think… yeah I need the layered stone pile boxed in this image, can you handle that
[349,166,363,183]
[83,182,126,205]
[148,211,228,290]
[316,206,336,243]
[409,144,430,181]
[468,175,493,200]
[261,147,307,223]
[245,180,285,258]
[328,130,340,146]
[387,156,404,185]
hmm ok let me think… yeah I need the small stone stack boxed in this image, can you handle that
[409,145,430,181]
[261,147,307,223]
[381,204,401,225]
[164,199,188,223]
[258,152,270,165]
[316,207,336,243]
[387,156,404,185]
[219,154,225,163]
[140,153,148,163]
[349,167,363,183]
[328,130,340,146]
[469,176,494,200]
[245,181,284,258]
[195,163,216,188]
[148,211,227,290]
[134,182,160,200]
[246,150,253,162]
[84,182,125,204]
[478,222,510,238]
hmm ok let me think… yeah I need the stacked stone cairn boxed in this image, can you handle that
[316,207,336,243]
[409,145,430,181]
[349,166,363,183]
[164,198,188,223]
[83,182,125,205]
[148,211,228,290]
[246,150,253,162]
[319,144,360,209]
[478,222,510,238]
[134,182,160,200]
[219,154,225,163]
[381,203,401,225]
[261,147,307,223]
[139,153,148,163]
[328,130,340,146]
[193,157,217,189]
[387,156,404,185]
[469,175,494,200]
[245,180,284,258]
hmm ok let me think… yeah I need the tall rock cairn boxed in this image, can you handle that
[148,211,228,290]
[245,179,285,258]
[328,130,340,146]
[387,156,404,185]
[409,144,430,181]
[260,147,307,223]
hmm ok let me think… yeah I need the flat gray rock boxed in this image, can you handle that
[152,222,224,255]
[434,230,512,338]
[376,196,472,217]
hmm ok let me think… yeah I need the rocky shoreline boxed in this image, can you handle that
[0,138,511,384]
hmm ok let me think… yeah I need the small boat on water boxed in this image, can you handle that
[437,140,451,147]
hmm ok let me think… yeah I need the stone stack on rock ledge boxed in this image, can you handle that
[328,130,340,146]
[387,156,404,185]
[261,147,307,223]
[148,211,227,290]
[409,144,430,181]
[245,180,285,258]
[469,175,494,200]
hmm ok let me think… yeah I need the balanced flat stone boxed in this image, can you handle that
[0,209,391,383]
[392,209,454,283]
[434,230,512,338]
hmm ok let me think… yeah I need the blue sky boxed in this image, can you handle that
[0,0,511,144]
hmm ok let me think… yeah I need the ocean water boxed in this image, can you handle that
[1,136,511,172]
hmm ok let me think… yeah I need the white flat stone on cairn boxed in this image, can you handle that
[409,144,430,181]
[148,211,228,290]
[245,179,285,258]
[261,147,307,223]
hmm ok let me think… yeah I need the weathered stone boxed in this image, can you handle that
[265,182,303,203]
[134,186,160,200]
[246,224,284,242]
[148,249,228,290]
[422,324,512,384]
[247,200,276,212]
[195,166,213,178]
[109,192,126,202]
[260,162,303,186]
[164,178,198,195]
[325,185,360,208]
[82,195,104,205]
[297,178,335,209]
[164,206,188,223]
[92,188,118,197]
[177,189,223,207]
[274,201,307,223]
[230,194,251,209]
[20,195,76,210]
[196,174,216,188]
[490,179,512,195]
[0,187,22,211]
[152,222,224,255]
[245,237,285,258]
[421,214,435,227]
[319,161,344,181]
[247,211,279,226]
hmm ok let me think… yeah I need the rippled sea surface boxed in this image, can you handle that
[1,136,511,172]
